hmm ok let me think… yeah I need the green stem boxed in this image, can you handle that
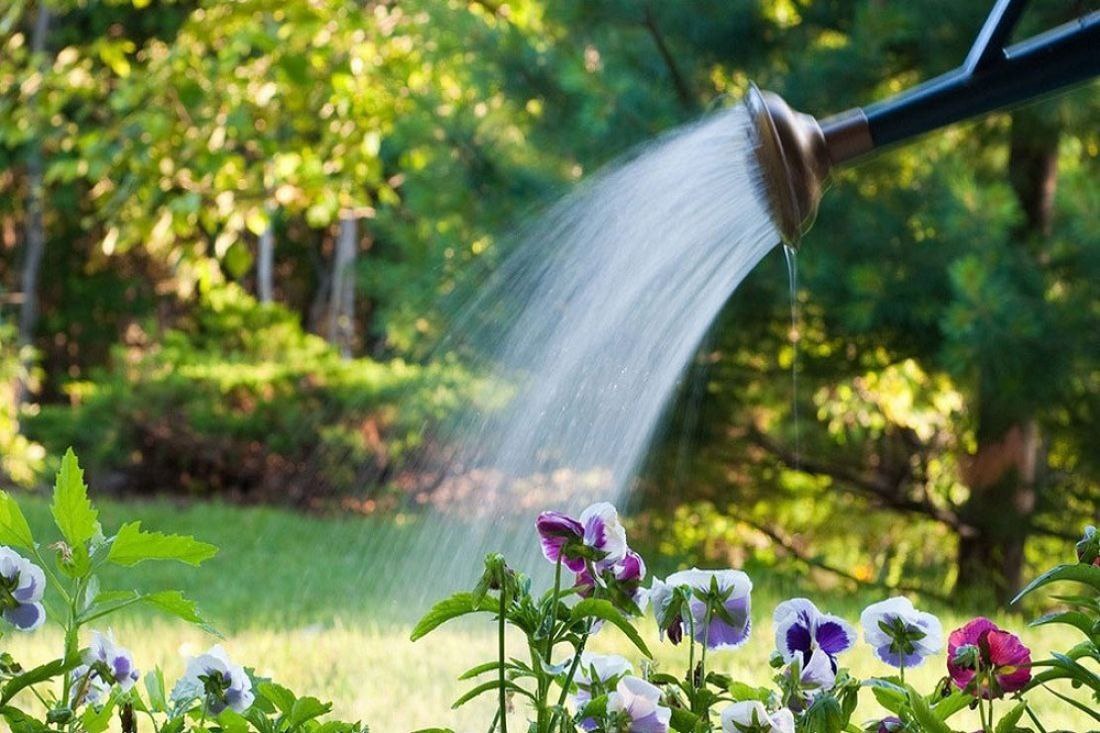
[499,588,508,733]
[1023,701,1048,733]
[686,604,696,690]
[549,621,594,731]
[987,693,995,733]
[899,665,905,686]
[699,605,713,688]
[538,556,564,730]
[978,693,990,733]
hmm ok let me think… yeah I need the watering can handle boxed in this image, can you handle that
[822,1,1100,162]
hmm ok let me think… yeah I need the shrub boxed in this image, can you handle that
[27,284,475,505]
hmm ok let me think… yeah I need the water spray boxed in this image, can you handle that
[748,0,1099,245]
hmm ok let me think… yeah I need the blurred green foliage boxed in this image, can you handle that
[27,283,476,502]
[0,0,1096,601]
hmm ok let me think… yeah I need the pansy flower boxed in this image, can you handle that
[860,597,942,670]
[572,653,632,730]
[652,568,753,650]
[70,664,112,707]
[947,617,1031,698]
[606,676,671,733]
[720,700,795,733]
[576,549,648,616]
[537,502,628,572]
[86,631,139,689]
[173,645,255,714]
[875,717,905,732]
[781,647,837,711]
[0,547,46,632]
[773,598,855,671]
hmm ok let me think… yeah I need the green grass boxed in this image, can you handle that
[3,497,1093,732]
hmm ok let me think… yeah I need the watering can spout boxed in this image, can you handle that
[749,2,1100,247]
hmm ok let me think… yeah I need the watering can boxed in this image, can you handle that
[749,0,1100,245]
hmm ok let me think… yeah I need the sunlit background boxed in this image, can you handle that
[1,0,1097,730]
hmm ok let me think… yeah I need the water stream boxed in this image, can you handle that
[385,103,782,605]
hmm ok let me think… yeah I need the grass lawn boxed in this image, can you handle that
[3,497,1092,732]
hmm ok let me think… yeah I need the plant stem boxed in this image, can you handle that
[699,605,713,687]
[686,605,696,690]
[899,665,905,686]
[1023,701,1048,733]
[549,620,594,731]
[499,588,508,733]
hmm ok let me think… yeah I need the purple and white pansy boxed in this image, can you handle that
[773,598,855,671]
[89,631,139,689]
[70,664,112,707]
[720,700,796,733]
[606,676,671,733]
[173,645,254,714]
[572,653,633,729]
[536,502,628,573]
[860,596,943,670]
[652,568,753,650]
[0,546,46,632]
[70,631,140,707]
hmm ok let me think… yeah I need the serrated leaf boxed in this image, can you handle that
[108,521,217,567]
[80,694,116,733]
[570,598,652,658]
[287,696,332,728]
[142,591,219,634]
[51,448,100,547]
[0,492,34,550]
[258,681,296,714]
[409,592,498,641]
[1012,563,1100,604]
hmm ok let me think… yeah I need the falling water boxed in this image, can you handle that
[382,103,781,606]
[783,244,801,469]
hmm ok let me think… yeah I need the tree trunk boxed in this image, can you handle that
[15,3,51,409]
[257,219,274,304]
[954,108,1059,606]
[326,215,357,358]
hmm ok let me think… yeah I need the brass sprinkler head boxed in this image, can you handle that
[745,84,873,247]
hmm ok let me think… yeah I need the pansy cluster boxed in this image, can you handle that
[0,449,365,733]
[522,502,1094,733]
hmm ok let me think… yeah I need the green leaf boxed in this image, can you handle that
[569,598,652,658]
[0,705,51,733]
[1,657,78,706]
[994,701,1026,733]
[107,521,217,567]
[287,696,332,728]
[930,690,972,721]
[0,492,34,550]
[257,682,296,714]
[51,448,100,547]
[80,694,116,733]
[145,668,167,712]
[142,591,219,634]
[1029,610,1097,640]
[451,679,533,709]
[907,688,953,733]
[669,706,701,733]
[1012,563,1100,604]
[409,592,498,641]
